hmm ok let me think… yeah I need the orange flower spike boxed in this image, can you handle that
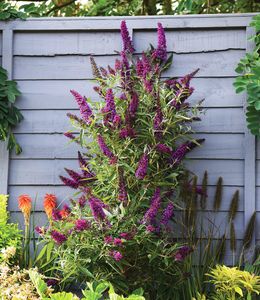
[18,194,32,225]
[44,194,57,219]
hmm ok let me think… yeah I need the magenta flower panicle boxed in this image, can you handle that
[135,152,149,180]
[51,230,67,245]
[120,20,135,53]
[70,90,93,124]
[89,196,107,222]
[65,168,82,182]
[160,202,174,227]
[75,219,90,231]
[60,175,79,189]
[156,143,172,155]
[142,187,161,224]
[174,246,193,261]
[110,250,123,261]
[118,169,127,202]
[152,22,167,61]
[97,134,117,164]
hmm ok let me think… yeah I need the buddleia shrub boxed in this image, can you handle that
[39,22,204,299]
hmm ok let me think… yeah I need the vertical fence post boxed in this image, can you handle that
[0,28,13,195]
[244,25,256,259]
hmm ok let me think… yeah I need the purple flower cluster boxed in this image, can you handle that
[70,90,93,124]
[52,209,62,221]
[90,56,102,79]
[120,232,133,240]
[153,106,163,139]
[174,246,193,261]
[66,113,86,127]
[170,139,205,166]
[104,235,113,244]
[89,196,107,221]
[118,170,128,202]
[119,126,136,139]
[120,51,131,90]
[128,92,139,119]
[78,151,95,180]
[64,132,79,144]
[35,226,45,236]
[65,168,82,182]
[97,134,117,164]
[143,188,161,224]
[110,250,123,261]
[60,175,79,189]
[78,195,87,208]
[102,89,117,125]
[51,230,67,245]
[120,20,135,53]
[75,219,90,231]
[160,202,174,226]
[152,23,167,61]
[135,152,149,180]
[155,143,172,155]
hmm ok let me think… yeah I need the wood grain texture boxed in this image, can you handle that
[8,159,244,186]
[10,133,244,160]
[8,185,244,212]
[14,29,245,56]
[16,78,243,110]
[13,108,245,134]
[134,29,246,53]
[13,50,245,80]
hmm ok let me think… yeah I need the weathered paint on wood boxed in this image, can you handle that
[16,78,244,110]
[12,108,245,134]
[10,133,244,160]
[13,50,245,80]
[0,29,13,195]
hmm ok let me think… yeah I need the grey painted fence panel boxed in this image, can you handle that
[0,15,258,260]
[16,77,244,110]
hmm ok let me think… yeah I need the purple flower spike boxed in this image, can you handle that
[70,90,93,124]
[110,250,123,261]
[153,23,167,61]
[170,139,205,166]
[75,219,90,231]
[115,59,122,71]
[174,246,193,261]
[156,143,172,155]
[118,169,127,202]
[64,132,79,144]
[120,20,135,53]
[51,230,67,245]
[89,196,107,221]
[136,58,143,77]
[129,92,139,118]
[142,188,161,224]
[135,152,149,180]
[52,209,62,221]
[102,88,117,125]
[153,106,163,139]
[119,127,136,139]
[180,68,200,87]
[160,202,174,226]
[97,134,117,163]
[78,195,87,208]
[60,175,79,189]
[65,168,82,182]
[142,53,152,78]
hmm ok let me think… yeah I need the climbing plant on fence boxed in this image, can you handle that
[234,14,260,136]
[0,67,23,154]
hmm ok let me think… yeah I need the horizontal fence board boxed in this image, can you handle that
[11,133,244,160]
[134,29,246,53]
[13,29,246,56]
[14,31,121,56]
[8,185,244,212]
[16,77,243,110]
[9,210,245,239]
[186,159,244,186]
[13,108,245,134]
[1,14,255,31]
[8,159,243,186]
[13,50,245,80]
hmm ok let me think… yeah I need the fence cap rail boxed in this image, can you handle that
[0,13,257,31]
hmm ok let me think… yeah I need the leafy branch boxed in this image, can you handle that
[0,67,23,154]
[234,14,260,136]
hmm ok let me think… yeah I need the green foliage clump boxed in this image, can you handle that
[0,194,22,260]
[207,265,260,300]
[0,67,23,154]
[234,14,260,136]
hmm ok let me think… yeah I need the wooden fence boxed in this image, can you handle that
[0,14,258,261]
